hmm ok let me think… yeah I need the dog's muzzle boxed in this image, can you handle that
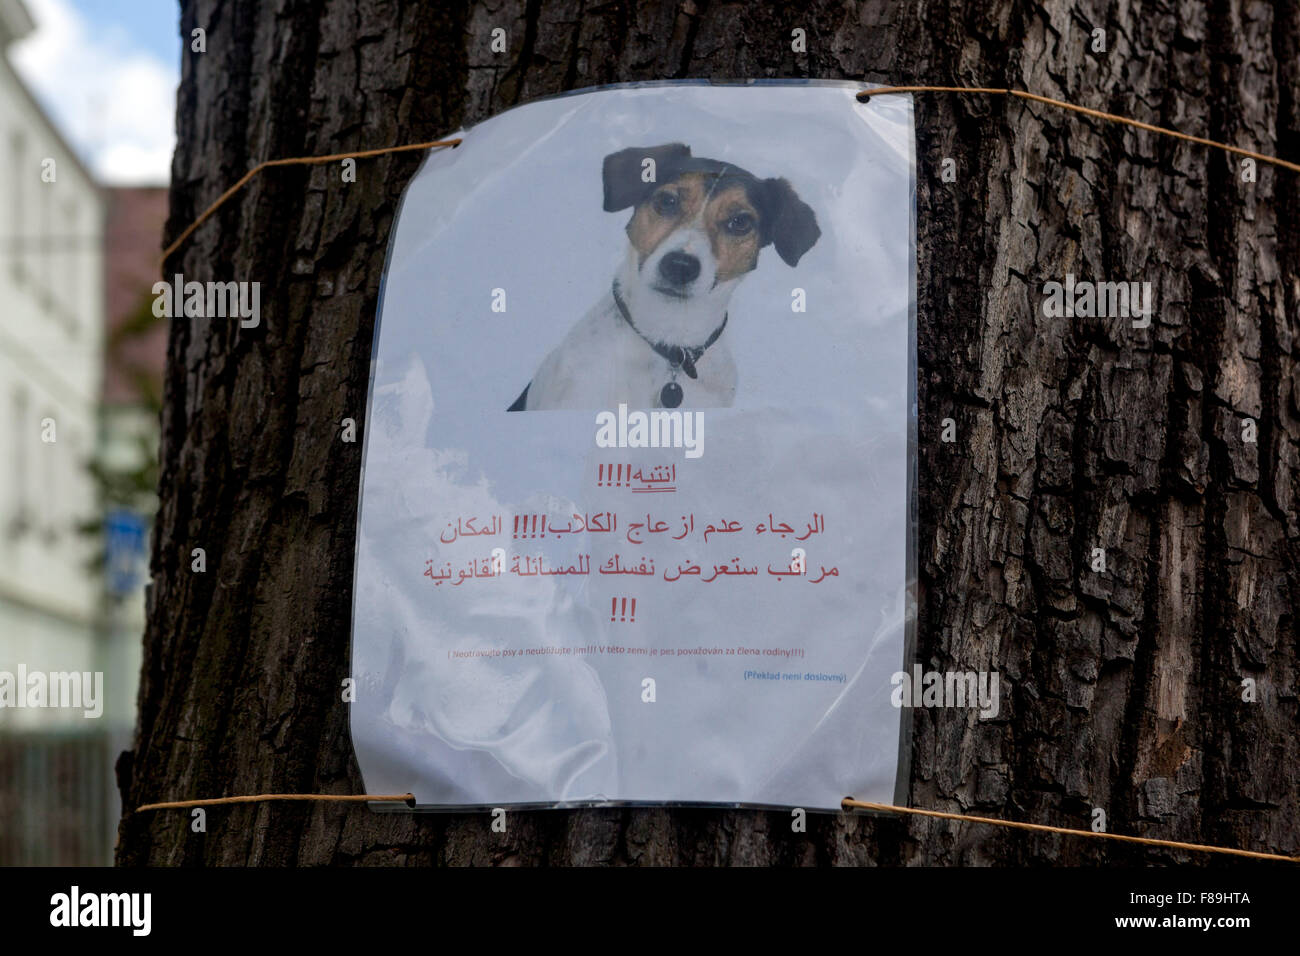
[657,251,701,287]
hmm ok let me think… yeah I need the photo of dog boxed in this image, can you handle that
[507,142,820,411]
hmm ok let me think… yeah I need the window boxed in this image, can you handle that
[41,412,60,543]
[63,198,79,330]
[10,131,25,283]
[38,168,52,308]
[11,387,30,537]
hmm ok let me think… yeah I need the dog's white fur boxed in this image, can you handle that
[524,234,741,410]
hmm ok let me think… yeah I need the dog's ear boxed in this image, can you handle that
[759,177,820,267]
[603,143,691,211]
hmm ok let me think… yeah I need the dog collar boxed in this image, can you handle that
[611,283,727,408]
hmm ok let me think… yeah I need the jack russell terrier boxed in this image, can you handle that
[507,143,820,411]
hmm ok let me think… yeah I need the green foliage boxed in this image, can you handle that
[80,289,165,576]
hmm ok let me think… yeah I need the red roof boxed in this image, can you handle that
[103,187,168,405]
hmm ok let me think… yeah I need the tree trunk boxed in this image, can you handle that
[117,0,1300,865]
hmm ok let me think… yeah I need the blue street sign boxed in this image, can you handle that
[105,508,147,596]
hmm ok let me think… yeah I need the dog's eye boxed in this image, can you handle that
[724,213,755,236]
[652,191,679,215]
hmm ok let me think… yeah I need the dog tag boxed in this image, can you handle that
[660,381,683,408]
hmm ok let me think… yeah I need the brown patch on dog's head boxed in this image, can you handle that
[624,173,708,264]
[604,144,821,275]
[623,174,762,280]
[702,182,763,281]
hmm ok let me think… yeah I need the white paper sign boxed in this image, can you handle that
[351,82,916,810]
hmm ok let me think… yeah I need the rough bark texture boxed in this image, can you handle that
[117,0,1300,865]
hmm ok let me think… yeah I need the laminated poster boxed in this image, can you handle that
[351,81,917,811]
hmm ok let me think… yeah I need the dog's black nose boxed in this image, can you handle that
[658,251,701,286]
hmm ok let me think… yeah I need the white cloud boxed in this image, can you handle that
[10,0,177,184]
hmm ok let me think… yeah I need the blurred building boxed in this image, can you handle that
[97,182,168,767]
[0,0,104,714]
[0,0,164,865]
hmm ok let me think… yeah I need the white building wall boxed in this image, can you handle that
[0,45,106,730]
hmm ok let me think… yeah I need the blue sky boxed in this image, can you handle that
[67,0,180,68]
[11,0,180,183]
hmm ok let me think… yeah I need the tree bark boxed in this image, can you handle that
[117,0,1300,865]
